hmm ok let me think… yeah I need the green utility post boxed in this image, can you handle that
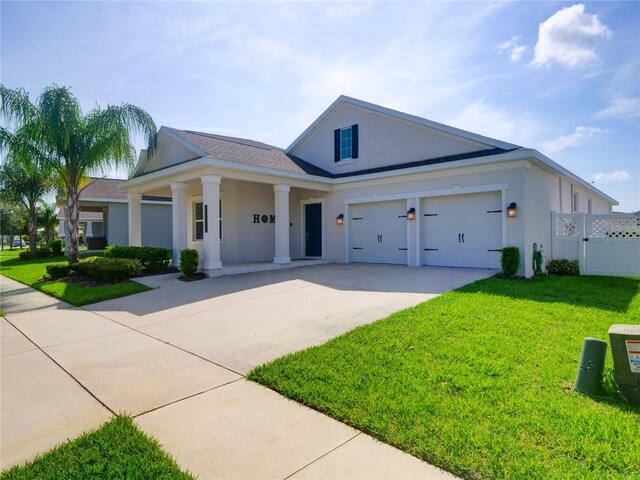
[532,243,543,275]
[574,337,608,394]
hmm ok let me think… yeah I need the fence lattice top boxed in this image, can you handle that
[555,214,579,237]
[588,216,640,238]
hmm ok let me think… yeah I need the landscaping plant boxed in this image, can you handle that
[45,264,70,279]
[547,258,579,276]
[104,245,171,273]
[500,246,520,277]
[179,249,198,276]
[49,239,62,256]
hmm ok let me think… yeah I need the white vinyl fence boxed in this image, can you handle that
[551,212,640,277]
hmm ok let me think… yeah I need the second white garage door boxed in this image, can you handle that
[422,192,503,268]
[350,200,407,264]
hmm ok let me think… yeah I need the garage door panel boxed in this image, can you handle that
[350,201,407,265]
[422,192,502,268]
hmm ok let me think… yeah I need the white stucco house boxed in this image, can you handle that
[120,96,617,277]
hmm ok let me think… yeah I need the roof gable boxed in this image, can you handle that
[286,96,519,155]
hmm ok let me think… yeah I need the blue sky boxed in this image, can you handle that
[2,1,639,211]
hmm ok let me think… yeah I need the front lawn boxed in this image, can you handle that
[0,416,193,479]
[249,275,640,480]
[0,249,149,307]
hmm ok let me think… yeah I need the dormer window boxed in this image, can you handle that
[334,124,359,162]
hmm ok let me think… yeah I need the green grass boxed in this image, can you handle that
[0,248,150,307]
[249,275,640,480]
[0,416,194,479]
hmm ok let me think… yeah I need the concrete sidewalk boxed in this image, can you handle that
[0,266,481,478]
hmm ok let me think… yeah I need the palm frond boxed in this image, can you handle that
[0,85,38,128]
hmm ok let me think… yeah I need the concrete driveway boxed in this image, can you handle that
[1,264,494,478]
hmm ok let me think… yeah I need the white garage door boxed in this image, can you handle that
[422,192,502,268]
[350,200,407,264]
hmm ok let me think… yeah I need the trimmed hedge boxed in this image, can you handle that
[49,239,63,256]
[547,259,579,276]
[104,245,171,272]
[71,257,143,283]
[46,264,71,279]
[179,249,199,276]
[19,249,52,261]
[501,246,520,277]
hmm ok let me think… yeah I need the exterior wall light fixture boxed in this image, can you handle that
[407,207,416,220]
[507,202,518,218]
[336,213,344,225]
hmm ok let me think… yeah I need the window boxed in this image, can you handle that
[334,124,359,162]
[588,198,592,214]
[340,127,352,160]
[193,202,204,241]
[573,192,579,213]
[192,197,223,242]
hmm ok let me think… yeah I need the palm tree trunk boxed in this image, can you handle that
[66,188,80,264]
[28,201,37,256]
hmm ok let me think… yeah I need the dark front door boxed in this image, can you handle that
[305,203,322,257]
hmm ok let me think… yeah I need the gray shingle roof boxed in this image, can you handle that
[166,128,332,178]
[79,178,128,200]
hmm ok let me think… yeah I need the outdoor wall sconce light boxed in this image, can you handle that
[507,202,518,218]
[336,213,344,225]
[407,207,416,220]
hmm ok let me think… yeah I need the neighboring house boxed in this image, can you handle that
[121,96,616,277]
[57,177,172,249]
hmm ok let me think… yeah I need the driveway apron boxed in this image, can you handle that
[1,265,490,477]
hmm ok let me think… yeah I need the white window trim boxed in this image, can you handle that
[337,125,354,163]
[191,194,224,244]
[191,195,203,243]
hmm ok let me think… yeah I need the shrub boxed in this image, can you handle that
[49,239,63,256]
[501,246,520,277]
[71,256,143,282]
[94,257,143,277]
[547,259,579,276]
[18,249,51,261]
[46,264,71,279]
[95,264,129,283]
[104,245,171,272]
[179,249,199,276]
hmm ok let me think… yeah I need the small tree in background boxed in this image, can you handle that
[501,246,520,278]
[0,203,22,250]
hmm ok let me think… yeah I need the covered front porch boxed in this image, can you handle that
[123,167,332,277]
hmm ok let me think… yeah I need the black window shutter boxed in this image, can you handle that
[351,124,359,159]
[334,129,340,162]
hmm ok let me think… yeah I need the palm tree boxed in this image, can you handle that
[0,138,54,256]
[0,85,156,264]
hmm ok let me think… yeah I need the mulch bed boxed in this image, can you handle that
[39,274,125,287]
[177,273,208,282]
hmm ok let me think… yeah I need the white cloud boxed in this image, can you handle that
[533,4,611,68]
[593,170,630,182]
[498,36,528,62]
[594,98,640,120]
[541,126,607,154]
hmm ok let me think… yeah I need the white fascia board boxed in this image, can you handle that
[527,149,618,205]
[77,198,171,205]
[119,157,333,191]
[343,182,510,205]
[286,95,518,154]
[331,149,531,186]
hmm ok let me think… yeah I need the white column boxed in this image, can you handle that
[406,197,420,267]
[201,175,223,271]
[273,184,291,264]
[171,182,189,266]
[128,193,142,246]
[85,221,94,238]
